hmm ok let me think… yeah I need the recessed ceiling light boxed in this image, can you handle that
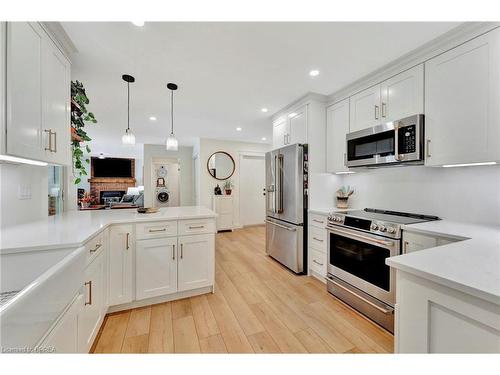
[261,108,268,113]
[236,127,242,131]
[309,69,320,77]
[261,137,267,141]
[149,116,157,121]
[132,21,145,27]
[98,153,105,159]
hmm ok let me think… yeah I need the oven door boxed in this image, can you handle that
[327,225,400,305]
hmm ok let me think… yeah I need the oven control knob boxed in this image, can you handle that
[370,224,378,231]
[387,227,396,234]
[379,226,387,232]
[337,216,343,222]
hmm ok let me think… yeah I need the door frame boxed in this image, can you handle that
[238,151,266,227]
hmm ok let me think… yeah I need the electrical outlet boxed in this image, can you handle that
[18,184,32,200]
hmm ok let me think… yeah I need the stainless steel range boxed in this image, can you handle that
[326,208,439,332]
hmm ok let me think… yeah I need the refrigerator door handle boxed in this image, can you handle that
[275,154,284,214]
[265,219,297,231]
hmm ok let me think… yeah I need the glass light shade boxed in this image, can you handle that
[166,134,178,151]
[122,129,136,145]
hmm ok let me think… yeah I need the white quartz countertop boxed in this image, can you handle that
[387,220,500,305]
[0,206,217,254]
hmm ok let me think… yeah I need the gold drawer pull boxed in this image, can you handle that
[313,237,324,242]
[188,225,205,229]
[312,219,324,224]
[84,281,92,305]
[90,243,102,253]
[149,228,167,233]
[312,260,324,266]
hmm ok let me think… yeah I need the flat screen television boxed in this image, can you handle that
[92,157,133,178]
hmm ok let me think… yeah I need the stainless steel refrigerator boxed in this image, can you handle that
[265,143,308,273]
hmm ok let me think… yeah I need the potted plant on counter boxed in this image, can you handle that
[224,180,233,195]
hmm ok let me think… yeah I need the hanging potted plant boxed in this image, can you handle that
[71,80,97,184]
[223,180,233,195]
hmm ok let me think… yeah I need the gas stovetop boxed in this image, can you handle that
[327,208,440,239]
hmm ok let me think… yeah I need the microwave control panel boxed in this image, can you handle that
[398,124,416,154]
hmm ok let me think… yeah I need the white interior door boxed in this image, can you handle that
[239,154,266,226]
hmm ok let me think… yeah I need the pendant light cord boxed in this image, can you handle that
[170,89,174,135]
[127,82,130,132]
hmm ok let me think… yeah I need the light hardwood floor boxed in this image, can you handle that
[92,226,394,353]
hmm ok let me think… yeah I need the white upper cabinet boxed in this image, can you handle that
[349,84,381,132]
[272,117,287,149]
[136,237,178,300]
[6,22,44,161]
[326,98,350,173]
[288,104,308,145]
[3,22,70,165]
[425,28,500,166]
[380,64,424,122]
[108,224,134,306]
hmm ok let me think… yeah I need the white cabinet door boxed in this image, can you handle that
[136,237,178,300]
[273,118,287,149]
[349,84,381,132]
[326,99,350,173]
[42,38,71,165]
[41,294,82,353]
[425,28,500,166]
[178,234,215,292]
[380,64,424,122]
[402,231,438,254]
[108,224,134,306]
[78,250,104,353]
[214,196,233,231]
[288,105,307,144]
[6,22,44,161]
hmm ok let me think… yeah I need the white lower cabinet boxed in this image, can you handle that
[136,237,178,300]
[308,213,328,281]
[402,230,461,254]
[178,234,215,291]
[41,294,82,353]
[78,249,105,353]
[108,224,134,306]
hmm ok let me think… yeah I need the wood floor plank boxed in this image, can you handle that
[173,316,201,353]
[199,334,228,353]
[247,331,281,353]
[190,295,220,339]
[125,306,151,338]
[148,302,174,353]
[93,311,130,353]
[92,226,393,354]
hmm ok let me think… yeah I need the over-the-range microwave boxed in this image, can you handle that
[346,114,424,168]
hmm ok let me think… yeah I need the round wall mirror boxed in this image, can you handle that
[207,151,235,180]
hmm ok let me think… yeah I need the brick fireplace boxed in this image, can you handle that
[88,158,136,205]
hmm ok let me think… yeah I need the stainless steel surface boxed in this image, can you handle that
[327,275,394,333]
[346,114,424,168]
[326,224,398,305]
[266,218,304,273]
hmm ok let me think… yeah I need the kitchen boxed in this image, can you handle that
[0,6,499,369]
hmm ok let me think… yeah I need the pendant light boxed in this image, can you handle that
[122,74,136,145]
[166,83,179,151]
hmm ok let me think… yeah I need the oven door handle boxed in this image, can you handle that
[327,275,394,314]
[327,226,396,248]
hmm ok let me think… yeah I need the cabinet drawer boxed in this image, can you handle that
[84,231,104,264]
[178,219,215,236]
[309,248,327,277]
[309,213,327,229]
[136,221,177,240]
[309,226,327,252]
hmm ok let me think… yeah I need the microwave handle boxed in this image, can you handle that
[394,123,401,161]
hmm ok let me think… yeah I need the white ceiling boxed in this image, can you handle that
[62,22,461,155]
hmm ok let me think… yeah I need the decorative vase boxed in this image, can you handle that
[225,189,232,195]
[214,184,222,195]
[336,196,349,209]
[81,201,90,209]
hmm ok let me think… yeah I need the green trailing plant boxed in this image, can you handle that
[71,80,97,184]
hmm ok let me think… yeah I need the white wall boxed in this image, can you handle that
[309,173,343,210]
[0,164,48,228]
[143,144,194,207]
[342,165,500,226]
[199,138,271,227]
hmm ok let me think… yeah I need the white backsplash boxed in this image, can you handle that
[342,165,500,226]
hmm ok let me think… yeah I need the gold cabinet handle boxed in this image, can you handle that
[188,225,205,229]
[90,243,102,253]
[126,233,130,250]
[172,244,176,260]
[404,241,409,254]
[149,228,167,233]
[312,260,324,266]
[381,102,387,118]
[84,281,92,305]
[312,219,324,224]
[426,139,431,158]
[313,237,324,242]
[180,243,184,259]
[52,131,57,153]
[374,105,380,120]
[44,129,53,151]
